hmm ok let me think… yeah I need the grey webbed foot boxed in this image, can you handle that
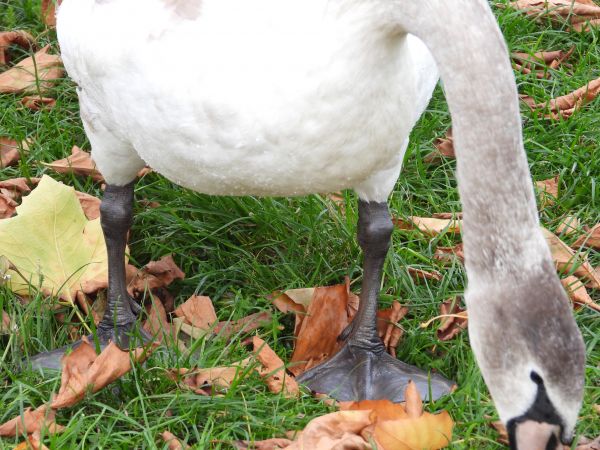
[297,343,454,402]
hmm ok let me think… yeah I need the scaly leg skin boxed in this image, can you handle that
[28,182,151,371]
[297,200,455,402]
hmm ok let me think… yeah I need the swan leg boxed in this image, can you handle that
[27,182,150,371]
[297,200,454,402]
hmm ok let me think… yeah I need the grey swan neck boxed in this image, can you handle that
[394,0,549,283]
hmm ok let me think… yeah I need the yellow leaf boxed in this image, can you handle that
[373,410,454,450]
[0,175,108,303]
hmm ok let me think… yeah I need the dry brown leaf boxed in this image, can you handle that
[1,137,24,168]
[511,48,574,78]
[0,45,63,94]
[14,431,50,450]
[434,243,465,265]
[0,177,39,219]
[376,301,409,357]
[21,95,56,110]
[289,281,358,376]
[168,360,249,392]
[431,212,463,220]
[487,418,510,446]
[437,298,468,341]
[213,311,273,339]
[395,216,462,236]
[174,295,217,330]
[271,287,315,336]
[561,276,600,311]
[424,129,454,164]
[252,336,299,398]
[285,410,373,450]
[160,430,190,450]
[1,309,12,334]
[51,337,155,409]
[543,227,600,288]
[0,31,35,65]
[575,435,600,449]
[41,0,62,27]
[0,405,64,437]
[0,193,18,219]
[42,146,104,182]
[0,177,38,194]
[74,191,101,220]
[528,77,600,119]
[143,295,172,343]
[535,176,559,207]
[508,0,600,24]
[557,215,581,236]
[572,223,600,249]
[234,438,294,449]
[144,255,185,286]
[407,267,442,282]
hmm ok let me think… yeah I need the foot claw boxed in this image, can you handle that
[297,344,454,402]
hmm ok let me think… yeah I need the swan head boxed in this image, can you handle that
[465,266,586,450]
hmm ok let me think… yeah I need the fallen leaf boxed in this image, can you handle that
[368,386,453,450]
[51,337,155,409]
[0,193,18,219]
[143,295,172,343]
[527,77,600,119]
[376,301,409,357]
[42,146,104,182]
[434,243,465,265]
[1,137,25,168]
[395,216,462,236]
[126,255,185,298]
[285,410,372,450]
[174,295,217,330]
[557,215,581,236]
[271,287,316,336]
[407,267,442,282]
[420,298,469,341]
[0,45,63,94]
[512,48,574,78]
[543,227,600,288]
[21,95,56,110]
[575,435,600,449]
[233,438,293,449]
[168,359,250,392]
[535,176,559,207]
[561,276,600,311]
[0,177,39,194]
[1,309,13,334]
[252,336,299,397]
[0,30,35,65]
[572,223,600,249]
[74,191,101,220]
[507,0,600,28]
[0,405,64,437]
[424,129,454,164]
[0,176,108,302]
[144,255,185,287]
[160,431,190,450]
[41,0,62,27]
[431,212,463,220]
[487,418,510,446]
[288,281,358,376]
[213,311,273,339]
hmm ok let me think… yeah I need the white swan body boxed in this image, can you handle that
[57,0,437,202]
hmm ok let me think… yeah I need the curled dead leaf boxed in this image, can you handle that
[424,129,454,164]
[507,0,600,27]
[395,216,462,236]
[0,405,64,437]
[143,294,173,343]
[376,301,409,357]
[511,48,574,78]
[407,267,442,282]
[233,438,294,449]
[420,298,469,341]
[561,276,600,312]
[168,359,250,392]
[51,337,156,409]
[213,311,273,339]
[572,223,600,250]
[160,430,190,450]
[535,176,559,207]
[543,227,600,288]
[0,30,35,65]
[0,45,63,94]
[174,295,217,330]
[252,336,299,398]
[41,0,62,27]
[42,146,104,182]
[527,77,600,119]
[557,215,581,236]
[434,243,465,265]
[1,137,26,168]
[21,95,56,110]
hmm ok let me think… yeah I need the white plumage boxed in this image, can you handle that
[57,0,437,201]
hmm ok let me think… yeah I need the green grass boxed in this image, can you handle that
[1,1,599,448]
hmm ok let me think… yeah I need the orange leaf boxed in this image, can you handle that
[144,294,173,343]
[174,295,217,329]
[0,45,63,94]
[0,405,64,437]
[535,176,559,207]
[434,243,465,265]
[289,281,358,376]
[252,336,299,397]
[395,216,462,236]
[0,30,34,65]
[41,0,62,27]
[437,298,468,341]
[74,191,101,220]
[213,311,273,339]
[543,227,600,288]
[160,430,190,450]
[21,95,56,110]
[572,223,600,250]
[376,301,409,357]
[42,146,104,182]
[561,276,600,312]
[168,360,250,392]
[1,137,25,168]
[407,267,442,282]
[51,337,155,409]
[424,129,454,164]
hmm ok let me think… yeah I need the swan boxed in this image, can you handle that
[30,0,585,447]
